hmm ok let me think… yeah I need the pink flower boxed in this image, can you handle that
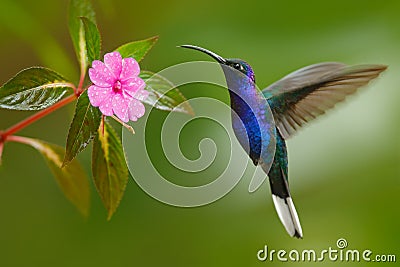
[87,52,148,122]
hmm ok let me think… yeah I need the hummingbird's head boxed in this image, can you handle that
[180,45,255,83]
[224,59,255,83]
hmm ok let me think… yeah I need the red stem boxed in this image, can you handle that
[77,71,86,94]
[5,135,35,146]
[1,94,78,140]
[0,141,4,164]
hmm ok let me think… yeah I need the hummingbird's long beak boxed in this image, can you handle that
[179,45,227,64]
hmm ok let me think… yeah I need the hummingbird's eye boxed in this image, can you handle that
[233,63,241,69]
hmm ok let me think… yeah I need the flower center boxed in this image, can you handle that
[112,80,122,93]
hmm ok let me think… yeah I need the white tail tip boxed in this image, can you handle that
[272,195,303,238]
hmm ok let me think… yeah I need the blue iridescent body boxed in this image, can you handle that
[222,60,290,200]
[222,61,275,170]
[180,44,387,238]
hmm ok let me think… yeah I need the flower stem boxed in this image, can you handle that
[5,135,36,146]
[0,141,4,165]
[77,70,86,94]
[111,115,135,134]
[1,94,78,140]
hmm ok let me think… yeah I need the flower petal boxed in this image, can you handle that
[88,85,113,107]
[98,95,114,116]
[132,88,149,101]
[122,77,146,94]
[112,94,129,122]
[89,60,115,87]
[128,99,146,121]
[104,52,122,79]
[120,58,140,81]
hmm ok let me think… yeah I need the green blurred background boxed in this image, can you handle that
[0,0,399,266]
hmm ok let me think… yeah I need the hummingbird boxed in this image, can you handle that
[180,44,387,238]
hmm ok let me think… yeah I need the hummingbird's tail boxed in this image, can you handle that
[269,170,303,238]
[265,130,303,238]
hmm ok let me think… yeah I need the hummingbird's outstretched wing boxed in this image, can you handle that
[262,63,387,139]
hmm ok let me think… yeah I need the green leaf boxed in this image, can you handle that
[68,0,96,72]
[92,120,129,220]
[63,91,102,167]
[80,17,101,64]
[139,71,194,115]
[22,137,90,217]
[115,36,158,62]
[0,67,73,110]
